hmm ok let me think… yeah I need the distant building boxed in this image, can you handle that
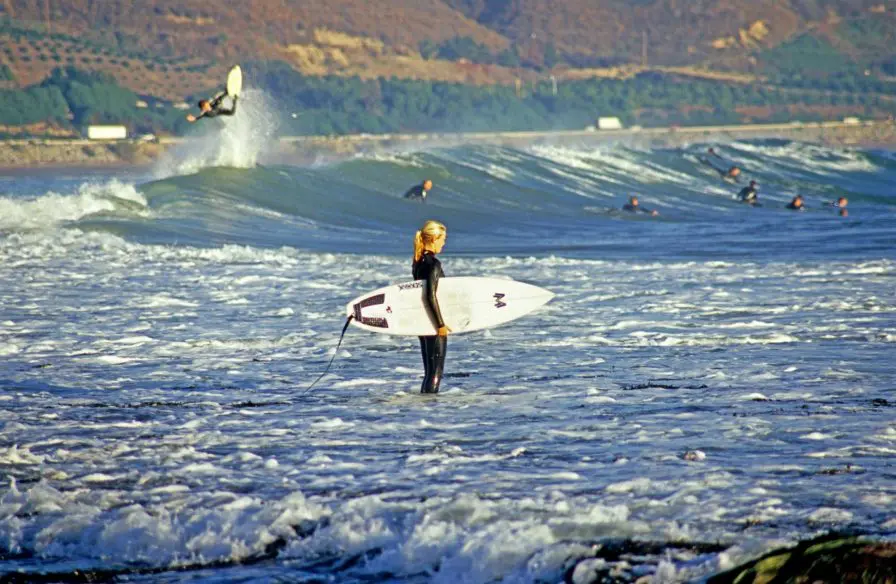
[597,117,623,130]
[135,100,149,109]
[173,102,191,110]
[86,125,127,140]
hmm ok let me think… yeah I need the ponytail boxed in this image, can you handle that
[413,230,424,262]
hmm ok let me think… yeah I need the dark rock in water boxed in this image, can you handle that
[708,533,896,584]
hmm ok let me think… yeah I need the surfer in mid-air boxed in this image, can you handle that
[404,179,433,203]
[412,219,450,393]
[186,92,238,123]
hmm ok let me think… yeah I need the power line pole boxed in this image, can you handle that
[641,31,647,67]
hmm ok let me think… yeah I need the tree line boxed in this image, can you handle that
[2,63,894,138]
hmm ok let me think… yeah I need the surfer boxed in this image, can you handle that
[404,179,433,203]
[622,196,659,216]
[786,194,805,211]
[737,180,760,205]
[186,92,238,123]
[725,166,742,180]
[827,196,848,217]
[701,147,723,162]
[412,219,450,393]
[700,148,741,181]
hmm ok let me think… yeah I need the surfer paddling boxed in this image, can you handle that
[186,92,238,123]
[827,196,848,217]
[404,179,433,202]
[737,180,760,205]
[412,220,450,393]
[701,148,742,181]
[622,196,659,216]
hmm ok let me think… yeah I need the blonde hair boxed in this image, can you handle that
[413,220,446,262]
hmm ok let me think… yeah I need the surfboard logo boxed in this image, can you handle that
[353,294,389,328]
[493,293,506,308]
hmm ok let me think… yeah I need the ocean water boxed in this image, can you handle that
[1,133,895,583]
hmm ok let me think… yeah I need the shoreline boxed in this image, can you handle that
[2,120,894,169]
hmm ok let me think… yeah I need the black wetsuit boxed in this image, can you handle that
[412,251,446,393]
[737,185,759,204]
[404,184,428,202]
[786,200,805,211]
[622,203,654,214]
[195,93,238,121]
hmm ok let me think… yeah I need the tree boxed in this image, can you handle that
[543,42,559,69]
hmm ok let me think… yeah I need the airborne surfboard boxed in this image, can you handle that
[346,276,554,336]
[226,65,242,97]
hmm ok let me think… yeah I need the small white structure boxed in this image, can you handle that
[597,117,624,130]
[135,100,148,109]
[87,125,128,140]
[842,117,861,126]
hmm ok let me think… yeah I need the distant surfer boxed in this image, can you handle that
[404,179,433,203]
[412,220,450,393]
[827,196,848,217]
[786,194,805,211]
[737,180,760,205]
[186,92,238,123]
[703,147,723,161]
[622,196,658,216]
[701,148,742,181]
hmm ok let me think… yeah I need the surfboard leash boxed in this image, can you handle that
[301,315,353,395]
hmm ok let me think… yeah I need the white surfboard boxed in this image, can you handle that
[346,276,554,336]
[226,65,242,97]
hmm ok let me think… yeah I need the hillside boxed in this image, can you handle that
[2,0,896,140]
[1,0,894,102]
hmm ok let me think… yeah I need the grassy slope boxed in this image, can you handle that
[0,1,893,103]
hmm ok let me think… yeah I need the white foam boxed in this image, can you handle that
[807,507,853,523]
[154,88,279,176]
[0,180,146,231]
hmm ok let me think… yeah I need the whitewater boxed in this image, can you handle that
[1,128,894,582]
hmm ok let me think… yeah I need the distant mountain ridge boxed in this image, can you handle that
[1,0,894,99]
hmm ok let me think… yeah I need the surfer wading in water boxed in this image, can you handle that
[412,220,450,393]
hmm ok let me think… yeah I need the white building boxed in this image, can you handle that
[86,125,128,140]
[597,117,624,130]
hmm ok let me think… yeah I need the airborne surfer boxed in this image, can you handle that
[186,92,238,123]
[412,220,450,393]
